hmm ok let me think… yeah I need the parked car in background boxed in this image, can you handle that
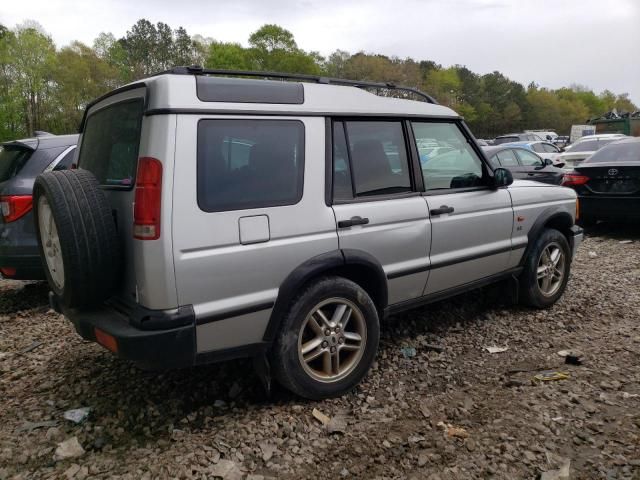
[476,139,489,147]
[483,145,565,185]
[32,67,581,399]
[493,133,543,145]
[502,140,563,166]
[553,136,570,148]
[562,137,640,226]
[557,134,627,170]
[0,133,78,280]
[525,130,558,142]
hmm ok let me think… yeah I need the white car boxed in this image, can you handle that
[557,134,627,169]
[502,141,564,166]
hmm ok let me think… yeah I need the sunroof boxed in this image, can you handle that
[196,76,304,104]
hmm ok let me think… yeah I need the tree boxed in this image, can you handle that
[205,42,253,70]
[7,25,57,136]
[248,24,297,53]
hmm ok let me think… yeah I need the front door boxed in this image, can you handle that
[515,148,557,184]
[412,120,514,295]
[331,120,431,305]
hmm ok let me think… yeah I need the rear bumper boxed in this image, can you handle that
[56,297,196,370]
[0,252,44,280]
[579,195,640,220]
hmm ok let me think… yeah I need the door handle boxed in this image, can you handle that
[338,216,370,228]
[430,205,454,216]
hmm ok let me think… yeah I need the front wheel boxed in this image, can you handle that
[519,228,571,308]
[272,277,380,399]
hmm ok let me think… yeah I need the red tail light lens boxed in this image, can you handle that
[561,172,589,187]
[133,157,162,240]
[0,267,17,277]
[0,195,33,223]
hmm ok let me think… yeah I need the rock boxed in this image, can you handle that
[54,437,85,460]
[63,407,92,424]
[485,346,509,354]
[588,251,598,258]
[259,441,276,462]
[540,458,570,480]
[228,382,242,399]
[327,416,347,434]
[64,464,81,479]
[418,451,429,466]
[209,459,242,480]
[401,347,417,358]
[246,475,264,480]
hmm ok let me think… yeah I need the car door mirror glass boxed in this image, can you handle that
[544,158,553,166]
[492,167,513,188]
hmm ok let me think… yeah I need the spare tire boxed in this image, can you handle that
[33,169,121,309]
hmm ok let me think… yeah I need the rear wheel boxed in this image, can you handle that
[272,277,379,399]
[519,228,571,308]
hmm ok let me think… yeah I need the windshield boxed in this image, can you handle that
[0,146,33,182]
[585,142,640,163]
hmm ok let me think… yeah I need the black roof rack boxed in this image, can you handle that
[163,65,439,104]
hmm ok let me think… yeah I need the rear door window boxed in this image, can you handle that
[78,99,144,188]
[343,121,412,196]
[197,119,304,212]
[0,146,33,182]
[495,149,519,166]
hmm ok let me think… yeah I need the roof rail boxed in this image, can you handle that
[164,65,439,104]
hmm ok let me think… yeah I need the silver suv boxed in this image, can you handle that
[33,67,583,399]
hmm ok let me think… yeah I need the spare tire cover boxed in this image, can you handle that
[33,169,121,309]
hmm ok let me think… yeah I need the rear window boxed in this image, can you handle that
[585,142,640,163]
[197,119,304,212]
[569,139,617,153]
[0,146,33,182]
[78,99,144,188]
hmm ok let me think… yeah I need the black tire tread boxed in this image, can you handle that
[33,169,120,308]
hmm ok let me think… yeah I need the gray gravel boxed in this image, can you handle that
[1,225,639,479]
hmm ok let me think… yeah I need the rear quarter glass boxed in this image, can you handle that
[0,147,33,183]
[78,98,144,189]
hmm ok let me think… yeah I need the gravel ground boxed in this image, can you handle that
[1,225,639,480]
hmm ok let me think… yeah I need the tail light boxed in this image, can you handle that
[561,172,589,187]
[0,267,16,277]
[0,195,33,223]
[133,157,162,240]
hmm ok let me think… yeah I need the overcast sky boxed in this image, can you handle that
[2,0,639,104]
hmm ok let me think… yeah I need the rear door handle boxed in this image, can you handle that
[430,205,454,216]
[338,216,370,228]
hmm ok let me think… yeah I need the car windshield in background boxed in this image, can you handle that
[585,142,640,163]
[569,139,616,153]
[79,99,144,188]
[493,136,518,145]
[0,146,33,182]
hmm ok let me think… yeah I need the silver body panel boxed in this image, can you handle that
[171,115,337,353]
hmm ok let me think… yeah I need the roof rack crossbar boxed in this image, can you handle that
[166,65,438,104]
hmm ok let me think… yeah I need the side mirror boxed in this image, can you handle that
[556,162,565,169]
[544,158,554,166]
[492,167,513,188]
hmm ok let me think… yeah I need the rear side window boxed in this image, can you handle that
[0,146,33,182]
[516,149,543,166]
[496,149,519,166]
[79,99,144,188]
[334,121,412,198]
[197,119,304,212]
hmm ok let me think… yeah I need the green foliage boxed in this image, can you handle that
[0,19,636,142]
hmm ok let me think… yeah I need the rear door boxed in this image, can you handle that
[172,116,338,354]
[515,148,557,184]
[331,119,431,305]
[412,121,514,294]
[76,87,151,306]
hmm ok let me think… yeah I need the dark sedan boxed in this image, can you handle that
[561,137,640,226]
[0,133,78,280]
[482,145,565,185]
